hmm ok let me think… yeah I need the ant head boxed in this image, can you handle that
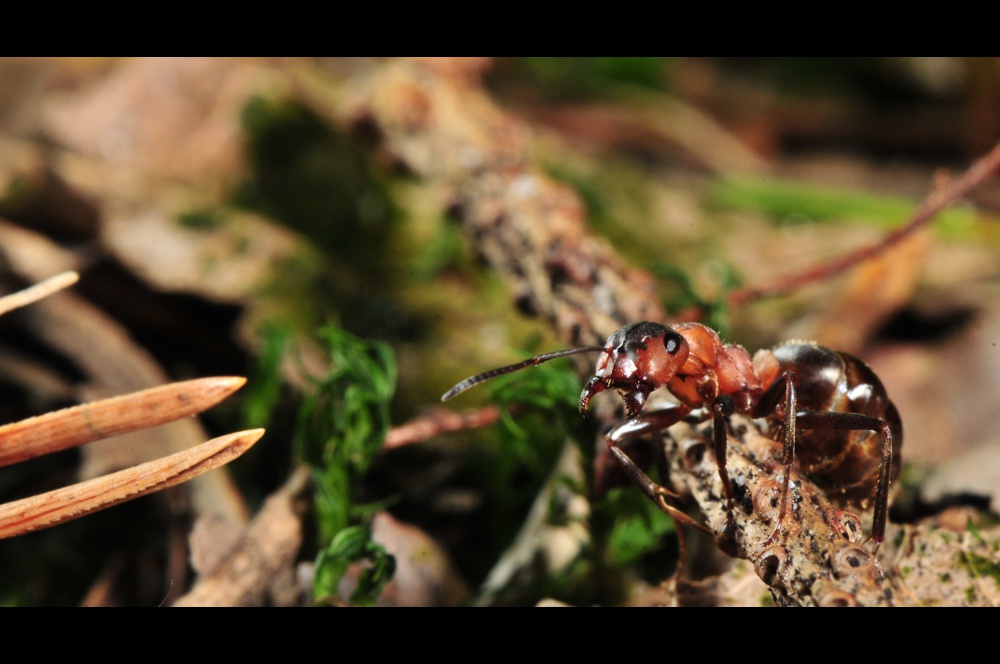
[440,322,690,417]
[579,322,690,417]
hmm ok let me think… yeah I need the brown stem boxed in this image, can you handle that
[0,271,78,317]
[382,405,510,451]
[727,139,1000,308]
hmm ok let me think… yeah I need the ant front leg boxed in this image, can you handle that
[604,406,711,537]
[605,405,714,579]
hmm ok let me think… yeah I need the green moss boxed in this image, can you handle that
[177,209,225,230]
[590,485,677,587]
[486,356,588,506]
[234,95,402,338]
[236,96,393,253]
[408,220,466,281]
[518,58,675,97]
[241,321,292,430]
[966,517,987,545]
[295,325,398,605]
[962,552,1000,590]
[1,173,36,208]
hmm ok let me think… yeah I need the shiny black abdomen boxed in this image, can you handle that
[769,342,903,507]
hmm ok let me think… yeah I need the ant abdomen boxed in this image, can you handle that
[766,342,903,507]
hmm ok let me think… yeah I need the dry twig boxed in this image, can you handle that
[726,140,1000,307]
[382,405,508,452]
[0,274,263,540]
[0,271,79,316]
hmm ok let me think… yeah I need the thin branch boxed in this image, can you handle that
[662,417,896,606]
[0,271,79,317]
[382,405,508,452]
[726,139,1000,307]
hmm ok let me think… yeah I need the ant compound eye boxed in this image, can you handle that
[663,331,683,355]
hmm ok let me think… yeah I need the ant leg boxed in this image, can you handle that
[605,407,711,535]
[752,371,798,548]
[650,445,692,581]
[791,411,894,555]
[710,394,737,536]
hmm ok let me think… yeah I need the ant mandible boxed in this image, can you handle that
[442,321,902,556]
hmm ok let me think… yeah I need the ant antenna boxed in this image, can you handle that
[442,346,609,401]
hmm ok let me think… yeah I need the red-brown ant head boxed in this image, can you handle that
[579,322,690,418]
[441,322,689,417]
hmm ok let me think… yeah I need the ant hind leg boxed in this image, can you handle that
[790,411,894,555]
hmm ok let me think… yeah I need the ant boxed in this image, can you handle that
[442,320,901,557]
